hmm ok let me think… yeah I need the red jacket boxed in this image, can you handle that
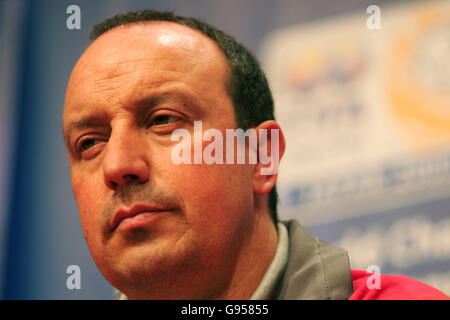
[349,269,449,300]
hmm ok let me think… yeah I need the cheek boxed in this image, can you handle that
[160,156,254,226]
[155,138,255,214]
[172,163,255,266]
[71,172,105,238]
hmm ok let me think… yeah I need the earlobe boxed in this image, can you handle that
[253,175,278,195]
[252,121,285,195]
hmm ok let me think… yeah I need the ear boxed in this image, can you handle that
[252,120,285,195]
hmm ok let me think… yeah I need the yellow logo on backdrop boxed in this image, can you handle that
[385,4,450,150]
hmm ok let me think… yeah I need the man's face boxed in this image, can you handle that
[63,22,256,299]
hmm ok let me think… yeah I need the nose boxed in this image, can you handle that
[103,127,149,190]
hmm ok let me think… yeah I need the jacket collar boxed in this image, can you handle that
[275,219,353,299]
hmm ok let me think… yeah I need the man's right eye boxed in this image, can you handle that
[149,114,181,127]
[75,137,106,160]
[79,138,99,151]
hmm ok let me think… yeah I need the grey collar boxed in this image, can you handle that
[275,219,353,299]
[250,222,289,299]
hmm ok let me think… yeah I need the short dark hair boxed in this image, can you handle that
[90,10,279,223]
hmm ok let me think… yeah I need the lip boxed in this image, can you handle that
[112,204,172,231]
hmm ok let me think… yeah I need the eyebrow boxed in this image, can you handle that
[63,114,109,145]
[63,93,187,145]
[63,86,206,152]
[69,116,107,130]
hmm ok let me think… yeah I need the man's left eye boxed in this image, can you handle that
[152,115,179,126]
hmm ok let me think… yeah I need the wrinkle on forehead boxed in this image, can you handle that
[67,22,223,86]
[70,21,229,90]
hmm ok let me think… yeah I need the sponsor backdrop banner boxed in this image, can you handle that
[262,0,450,294]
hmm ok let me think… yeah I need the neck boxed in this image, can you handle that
[216,208,278,299]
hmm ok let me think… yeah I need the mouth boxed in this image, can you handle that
[112,204,172,231]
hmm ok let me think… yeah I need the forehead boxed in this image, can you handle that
[63,21,231,126]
